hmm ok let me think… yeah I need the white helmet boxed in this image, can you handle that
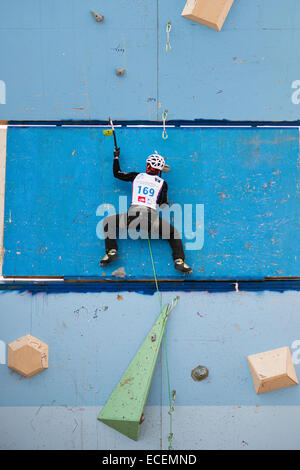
[146,152,165,171]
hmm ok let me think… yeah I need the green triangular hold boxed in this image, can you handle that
[98,297,178,441]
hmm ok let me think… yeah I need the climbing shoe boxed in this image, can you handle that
[100,249,118,266]
[174,258,192,274]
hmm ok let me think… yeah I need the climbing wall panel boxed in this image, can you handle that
[2,126,299,279]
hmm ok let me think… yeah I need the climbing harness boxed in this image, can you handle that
[147,235,176,450]
[162,109,168,140]
[166,21,172,52]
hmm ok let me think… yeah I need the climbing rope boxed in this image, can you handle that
[166,21,172,52]
[162,109,168,140]
[147,235,175,450]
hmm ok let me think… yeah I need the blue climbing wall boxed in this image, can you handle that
[3,125,300,278]
[1,0,300,121]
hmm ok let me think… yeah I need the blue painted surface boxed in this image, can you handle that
[0,290,300,407]
[3,126,300,278]
[1,0,300,120]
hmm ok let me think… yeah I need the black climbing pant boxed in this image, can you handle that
[103,205,185,261]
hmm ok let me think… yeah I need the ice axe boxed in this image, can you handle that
[103,118,118,149]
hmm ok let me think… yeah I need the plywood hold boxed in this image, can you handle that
[247,346,298,394]
[181,0,235,31]
[7,334,48,378]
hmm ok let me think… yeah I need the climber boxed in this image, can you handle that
[100,148,192,273]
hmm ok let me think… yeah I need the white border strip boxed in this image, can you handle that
[0,126,7,275]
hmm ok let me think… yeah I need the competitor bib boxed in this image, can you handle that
[131,173,164,210]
